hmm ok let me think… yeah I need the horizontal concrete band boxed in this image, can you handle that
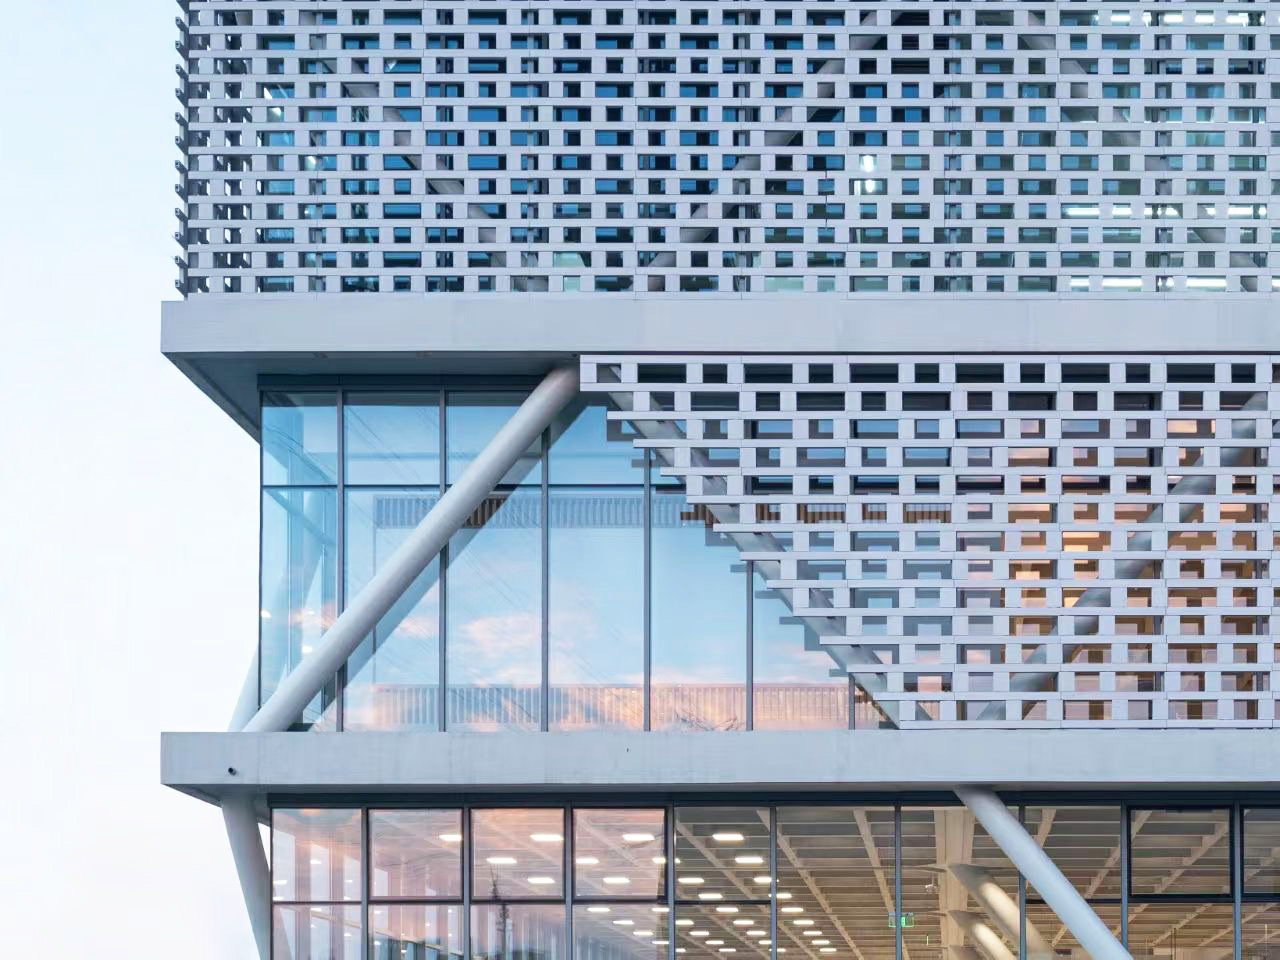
[161,295,1280,436]
[164,295,1280,357]
[162,729,1280,804]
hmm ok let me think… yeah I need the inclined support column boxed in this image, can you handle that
[949,864,1053,960]
[223,796,272,960]
[220,365,580,959]
[244,364,580,733]
[956,786,1130,960]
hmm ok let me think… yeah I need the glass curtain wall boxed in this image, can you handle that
[260,387,852,732]
[261,393,340,730]
[273,801,1280,960]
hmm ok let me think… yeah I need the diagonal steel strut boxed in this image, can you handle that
[243,364,580,733]
[220,365,581,959]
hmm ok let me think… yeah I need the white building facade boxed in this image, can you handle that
[163,3,1280,960]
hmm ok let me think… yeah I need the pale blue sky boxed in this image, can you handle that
[0,4,257,955]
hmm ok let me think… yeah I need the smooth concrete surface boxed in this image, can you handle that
[161,728,1280,804]
[159,296,1280,435]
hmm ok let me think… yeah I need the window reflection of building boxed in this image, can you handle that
[261,392,851,733]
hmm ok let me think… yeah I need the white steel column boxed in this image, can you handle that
[956,786,1130,960]
[244,364,580,733]
[229,649,259,732]
[951,911,1017,960]
[223,796,272,960]
[950,864,1053,960]
[223,365,580,959]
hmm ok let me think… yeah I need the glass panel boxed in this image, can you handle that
[775,807,896,960]
[370,904,463,960]
[674,903,771,960]
[1025,902,1120,960]
[470,904,567,960]
[1126,902,1234,960]
[1243,903,1280,960]
[345,392,441,485]
[446,490,543,731]
[472,809,566,899]
[549,488,644,730]
[345,490,442,730]
[1024,805,1122,899]
[264,391,338,485]
[273,904,362,960]
[1130,808,1230,896]
[260,488,338,719]
[370,810,462,898]
[574,809,667,899]
[652,491,747,731]
[272,809,362,902]
[574,903,669,960]
[675,807,770,902]
[549,400,643,485]
[446,392,542,485]
[899,806,1021,960]
[753,565,849,730]
[1245,808,1280,896]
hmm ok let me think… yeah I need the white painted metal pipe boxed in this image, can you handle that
[244,365,580,733]
[228,649,259,732]
[950,864,1054,960]
[956,786,1130,960]
[951,911,1017,960]
[223,797,272,960]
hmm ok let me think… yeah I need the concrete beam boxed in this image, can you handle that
[159,297,1280,435]
[162,728,1280,803]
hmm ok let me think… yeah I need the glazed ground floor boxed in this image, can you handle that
[267,791,1280,960]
